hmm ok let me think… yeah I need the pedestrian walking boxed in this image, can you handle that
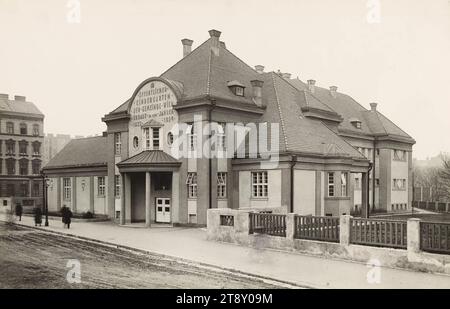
[15,204,23,221]
[61,206,73,229]
[34,207,42,227]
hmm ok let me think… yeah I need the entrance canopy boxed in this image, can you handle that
[117,150,181,173]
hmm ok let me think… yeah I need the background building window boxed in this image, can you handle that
[20,183,28,197]
[328,172,335,197]
[20,123,27,135]
[6,122,14,134]
[114,175,121,198]
[63,178,71,201]
[6,140,15,155]
[32,124,39,136]
[341,172,348,196]
[6,158,15,175]
[114,133,121,155]
[33,183,40,197]
[19,140,28,155]
[97,176,106,196]
[186,172,197,198]
[32,160,41,175]
[32,141,41,156]
[252,171,268,198]
[217,172,227,198]
[152,127,160,150]
[7,184,15,196]
[19,159,28,175]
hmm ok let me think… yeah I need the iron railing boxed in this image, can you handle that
[350,218,407,249]
[294,215,340,242]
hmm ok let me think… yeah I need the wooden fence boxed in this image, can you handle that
[350,218,407,249]
[294,215,340,242]
[249,213,286,237]
[412,201,450,213]
[420,222,450,254]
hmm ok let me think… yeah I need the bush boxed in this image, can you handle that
[81,211,94,219]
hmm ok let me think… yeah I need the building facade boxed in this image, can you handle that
[0,94,44,209]
[43,29,415,225]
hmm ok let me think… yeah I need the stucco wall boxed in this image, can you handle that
[76,177,90,213]
[238,169,282,209]
[293,170,316,215]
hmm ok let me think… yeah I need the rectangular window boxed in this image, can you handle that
[63,178,71,201]
[393,150,406,161]
[6,159,15,175]
[32,124,39,136]
[33,183,40,197]
[98,176,106,196]
[20,184,28,197]
[217,172,227,198]
[144,127,150,150]
[152,127,160,150]
[6,141,15,155]
[186,172,197,198]
[251,171,268,198]
[217,122,226,151]
[341,172,348,197]
[6,122,14,134]
[32,142,41,156]
[114,175,121,198]
[32,160,41,175]
[19,160,28,175]
[187,124,196,151]
[328,172,335,197]
[114,133,121,155]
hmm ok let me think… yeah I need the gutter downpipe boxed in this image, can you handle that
[290,154,297,213]
[372,139,377,217]
[209,99,217,209]
[366,162,373,218]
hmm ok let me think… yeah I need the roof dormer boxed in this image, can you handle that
[349,117,362,129]
[227,80,245,97]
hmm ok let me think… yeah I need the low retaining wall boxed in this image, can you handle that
[207,209,450,275]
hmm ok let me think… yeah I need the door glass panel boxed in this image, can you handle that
[165,200,170,204]
[158,207,163,211]
[165,207,170,212]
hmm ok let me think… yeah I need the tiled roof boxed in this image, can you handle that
[287,78,413,141]
[261,72,365,158]
[118,150,180,166]
[0,97,44,117]
[43,136,108,169]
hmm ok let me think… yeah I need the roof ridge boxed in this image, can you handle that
[271,72,289,150]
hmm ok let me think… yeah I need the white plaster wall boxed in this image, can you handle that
[47,177,58,212]
[293,170,316,215]
[238,171,250,209]
[76,177,90,213]
[93,176,108,215]
[391,155,408,204]
[187,157,197,172]
[217,157,227,172]
[187,199,197,215]
[218,199,228,208]
[267,169,281,207]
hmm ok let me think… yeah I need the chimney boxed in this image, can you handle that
[0,93,8,100]
[370,102,378,112]
[250,80,265,108]
[282,73,291,79]
[307,80,316,93]
[14,95,26,101]
[255,65,265,74]
[329,86,338,98]
[181,39,193,58]
[208,29,221,56]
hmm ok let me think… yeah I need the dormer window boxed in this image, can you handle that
[349,118,362,129]
[227,80,245,97]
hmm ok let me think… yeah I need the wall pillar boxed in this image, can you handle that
[145,172,151,227]
[89,176,94,213]
[407,218,421,261]
[120,173,126,225]
[171,171,180,223]
[286,213,295,241]
[72,176,77,213]
[340,214,352,246]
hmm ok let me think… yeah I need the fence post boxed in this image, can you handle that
[340,215,352,246]
[407,218,421,261]
[435,202,439,212]
[286,213,295,240]
[447,203,449,213]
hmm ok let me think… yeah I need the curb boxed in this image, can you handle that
[2,220,316,289]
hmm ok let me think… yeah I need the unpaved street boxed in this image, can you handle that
[0,222,281,289]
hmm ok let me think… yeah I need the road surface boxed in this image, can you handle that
[0,222,282,289]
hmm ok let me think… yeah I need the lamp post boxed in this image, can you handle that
[41,172,50,226]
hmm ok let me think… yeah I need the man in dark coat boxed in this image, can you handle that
[15,204,23,221]
[34,207,42,227]
[61,206,73,229]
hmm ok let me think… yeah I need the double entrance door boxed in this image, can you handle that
[156,198,171,223]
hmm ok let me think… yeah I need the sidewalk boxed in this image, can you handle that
[2,214,450,289]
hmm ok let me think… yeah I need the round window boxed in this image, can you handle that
[133,136,139,149]
[167,132,174,146]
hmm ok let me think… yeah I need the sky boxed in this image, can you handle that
[0,0,449,159]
